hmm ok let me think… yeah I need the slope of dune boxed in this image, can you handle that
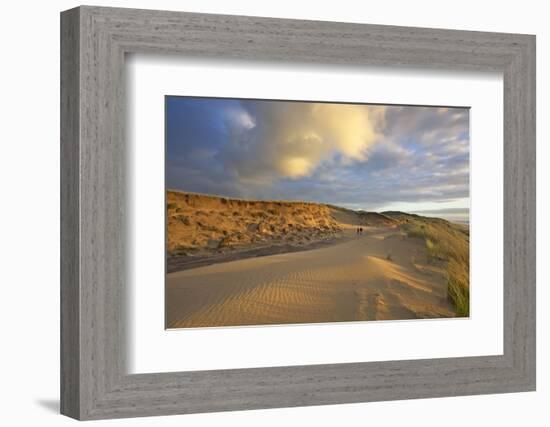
[166,191,469,326]
[383,211,470,316]
[168,190,343,254]
[167,225,456,328]
[328,206,398,227]
[359,211,398,226]
[167,190,371,272]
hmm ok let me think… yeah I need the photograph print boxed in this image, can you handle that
[165,96,470,329]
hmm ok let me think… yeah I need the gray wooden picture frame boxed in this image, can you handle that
[60,5,536,420]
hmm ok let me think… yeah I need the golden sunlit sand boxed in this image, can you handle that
[166,191,468,328]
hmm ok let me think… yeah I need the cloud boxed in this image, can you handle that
[222,101,386,183]
[165,97,469,215]
[226,108,256,130]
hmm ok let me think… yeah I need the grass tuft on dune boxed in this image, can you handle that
[390,214,469,316]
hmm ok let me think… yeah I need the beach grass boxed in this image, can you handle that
[404,218,470,316]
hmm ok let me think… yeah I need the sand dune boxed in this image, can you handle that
[165,191,468,328]
[166,225,456,328]
[167,190,345,271]
[166,190,403,272]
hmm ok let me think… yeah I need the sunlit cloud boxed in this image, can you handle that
[223,102,386,181]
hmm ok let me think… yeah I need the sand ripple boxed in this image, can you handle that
[166,227,455,328]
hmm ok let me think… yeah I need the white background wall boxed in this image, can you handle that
[0,0,546,425]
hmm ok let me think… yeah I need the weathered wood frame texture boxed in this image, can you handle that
[60,5,536,420]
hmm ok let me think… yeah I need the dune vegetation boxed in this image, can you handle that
[167,190,342,255]
[384,212,470,316]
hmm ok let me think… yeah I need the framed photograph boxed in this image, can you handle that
[61,6,536,420]
[164,97,471,329]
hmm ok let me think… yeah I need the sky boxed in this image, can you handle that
[166,97,469,222]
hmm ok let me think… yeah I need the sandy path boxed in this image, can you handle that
[166,226,456,328]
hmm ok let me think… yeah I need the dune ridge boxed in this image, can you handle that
[167,190,343,255]
[167,190,398,270]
